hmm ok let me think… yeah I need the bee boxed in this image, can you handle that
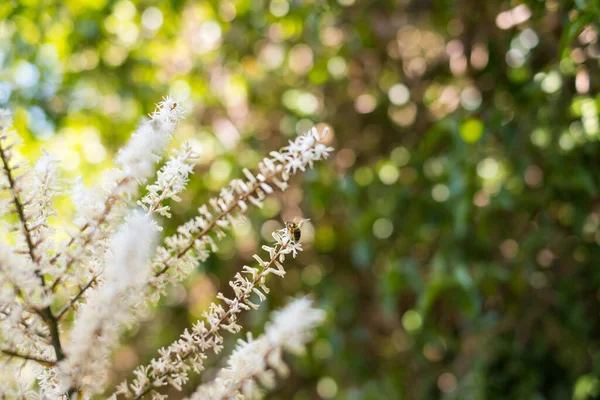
[285,218,310,243]
[170,102,178,111]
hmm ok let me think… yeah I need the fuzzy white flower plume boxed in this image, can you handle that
[60,211,157,395]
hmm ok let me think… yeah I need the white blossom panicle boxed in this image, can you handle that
[60,212,157,395]
[0,109,58,286]
[138,141,199,221]
[146,127,332,301]
[114,96,183,190]
[188,297,325,400]
[0,110,65,391]
[115,228,300,399]
[0,96,334,400]
[50,97,183,307]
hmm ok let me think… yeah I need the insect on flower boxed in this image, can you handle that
[285,218,310,243]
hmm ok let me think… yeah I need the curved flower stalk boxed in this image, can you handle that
[146,127,332,300]
[114,228,302,399]
[50,96,183,291]
[188,297,326,400]
[60,212,157,396]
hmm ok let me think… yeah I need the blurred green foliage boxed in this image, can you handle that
[2,0,600,398]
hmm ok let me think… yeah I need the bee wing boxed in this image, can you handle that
[298,218,311,227]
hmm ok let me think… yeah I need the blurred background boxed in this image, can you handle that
[2,0,600,398]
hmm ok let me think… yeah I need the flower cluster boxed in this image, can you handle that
[188,297,326,400]
[138,142,199,220]
[114,228,301,399]
[0,97,333,399]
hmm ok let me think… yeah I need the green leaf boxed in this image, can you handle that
[559,16,593,59]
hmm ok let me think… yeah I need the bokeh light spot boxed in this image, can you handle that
[209,159,232,183]
[460,86,482,110]
[327,57,347,78]
[477,158,499,180]
[354,94,377,114]
[530,271,548,289]
[372,218,394,239]
[114,0,136,20]
[379,164,399,185]
[302,264,324,286]
[536,248,554,267]
[531,128,550,148]
[437,373,457,393]
[13,62,40,88]
[391,146,410,167]
[541,71,562,94]
[500,239,519,259]
[524,165,543,188]
[388,83,410,106]
[317,377,338,399]
[142,7,163,31]
[270,0,290,17]
[354,167,374,186]
[402,309,423,333]
[289,44,314,75]
[389,103,417,127]
[335,148,356,169]
[460,118,484,143]
[313,339,333,360]
[431,184,450,202]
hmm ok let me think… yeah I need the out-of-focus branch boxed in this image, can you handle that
[0,348,56,367]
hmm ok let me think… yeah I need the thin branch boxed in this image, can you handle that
[56,275,98,320]
[152,146,301,283]
[1,348,56,367]
[0,137,44,286]
[152,180,261,280]
[40,307,65,361]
